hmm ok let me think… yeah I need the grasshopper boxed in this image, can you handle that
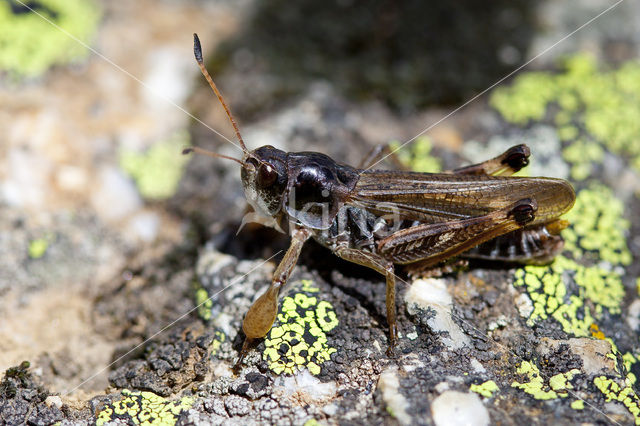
[184,34,576,369]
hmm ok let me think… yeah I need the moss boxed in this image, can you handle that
[120,131,190,200]
[390,137,442,173]
[96,389,194,426]
[491,53,640,174]
[0,0,100,77]
[469,380,499,398]
[263,280,338,375]
[511,361,579,400]
[28,235,51,259]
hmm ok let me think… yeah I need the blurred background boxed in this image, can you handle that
[0,0,639,406]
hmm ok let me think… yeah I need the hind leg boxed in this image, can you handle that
[452,144,530,176]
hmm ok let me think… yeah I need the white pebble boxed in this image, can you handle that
[405,279,469,349]
[125,211,160,242]
[90,166,142,222]
[45,395,63,409]
[431,391,489,426]
[378,368,411,425]
[56,165,88,192]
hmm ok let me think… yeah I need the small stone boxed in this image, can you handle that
[274,370,337,401]
[406,330,418,340]
[434,382,450,394]
[90,166,142,222]
[1,148,51,207]
[515,293,534,318]
[470,359,486,373]
[538,337,616,376]
[626,299,640,331]
[431,391,489,426]
[125,211,160,242]
[322,403,338,416]
[55,165,88,193]
[45,396,63,409]
[378,368,411,425]
[405,278,470,349]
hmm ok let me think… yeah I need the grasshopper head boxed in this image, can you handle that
[241,145,289,219]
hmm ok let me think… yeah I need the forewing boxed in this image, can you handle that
[350,170,575,225]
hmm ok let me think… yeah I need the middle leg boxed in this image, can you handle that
[334,246,398,356]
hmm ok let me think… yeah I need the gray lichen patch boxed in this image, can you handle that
[0,361,64,425]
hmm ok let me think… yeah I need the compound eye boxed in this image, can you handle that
[257,163,278,188]
[245,157,260,172]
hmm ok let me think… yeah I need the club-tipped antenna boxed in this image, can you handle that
[193,33,248,154]
[182,146,244,166]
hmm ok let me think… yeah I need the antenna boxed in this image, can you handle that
[182,147,244,165]
[193,33,248,153]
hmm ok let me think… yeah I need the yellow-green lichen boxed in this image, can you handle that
[549,369,580,393]
[263,280,338,375]
[511,361,579,400]
[562,184,631,266]
[390,136,442,173]
[301,279,320,293]
[194,285,213,321]
[491,54,640,174]
[209,330,226,357]
[622,352,638,386]
[469,380,499,398]
[589,351,640,423]
[511,180,639,420]
[0,0,100,77]
[28,235,52,259]
[120,131,190,200]
[561,139,604,181]
[513,255,623,336]
[571,400,584,410]
[96,389,194,426]
[594,376,640,424]
[513,184,627,337]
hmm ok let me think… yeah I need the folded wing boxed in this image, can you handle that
[350,170,575,225]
